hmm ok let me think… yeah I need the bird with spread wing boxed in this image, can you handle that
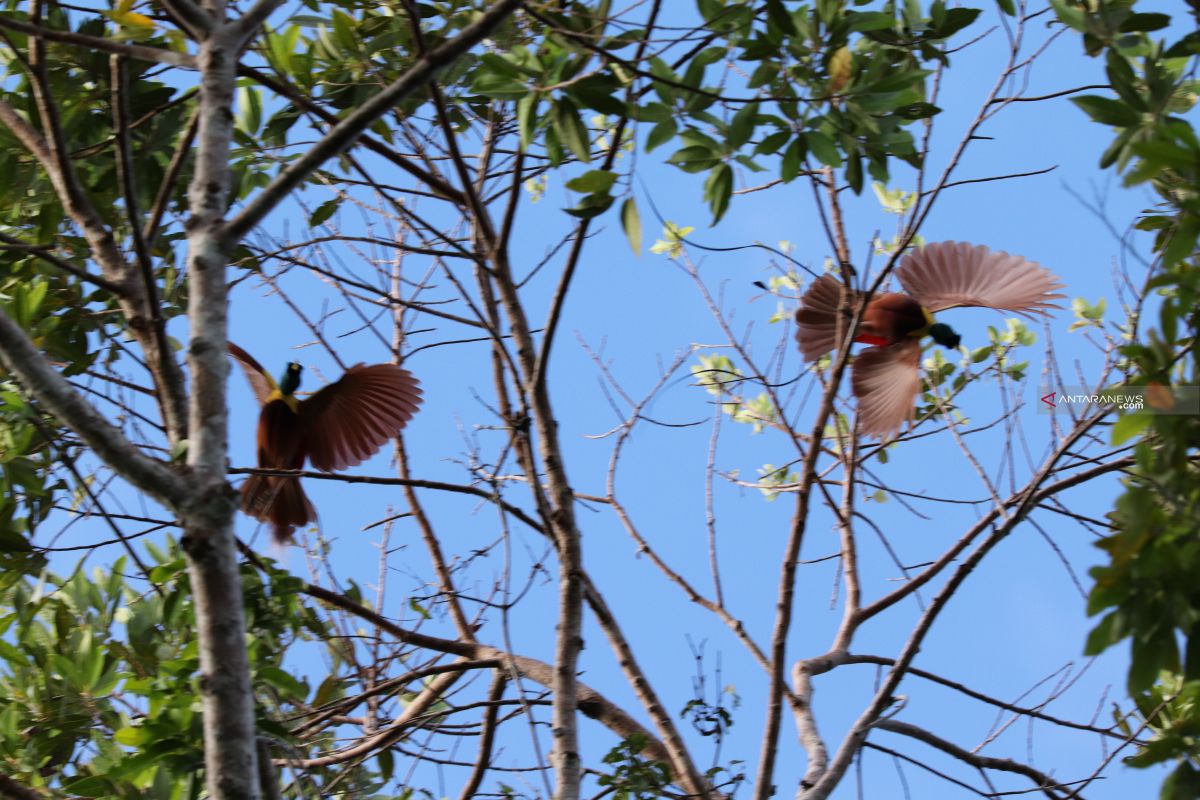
[228,343,423,541]
[795,241,1064,438]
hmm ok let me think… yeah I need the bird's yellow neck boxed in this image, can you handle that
[907,307,937,338]
[268,389,300,413]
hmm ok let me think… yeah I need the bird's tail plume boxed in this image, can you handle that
[241,474,315,543]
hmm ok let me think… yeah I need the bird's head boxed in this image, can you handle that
[280,362,303,396]
[928,322,961,350]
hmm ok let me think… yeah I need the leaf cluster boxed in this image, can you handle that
[0,542,367,798]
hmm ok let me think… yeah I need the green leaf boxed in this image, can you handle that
[621,197,643,255]
[932,7,981,38]
[894,102,942,120]
[1110,410,1151,445]
[1084,611,1124,655]
[765,0,798,36]
[62,777,113,797]
[807,131,842,167]
[755,130,790,155]
[115,725,152,746]
[565,170,618,194]
[845,151,863,194]
[1119,12,1170,32]
[1162,761,1200,800]
[517,92,540,150]
[564,193,615,219]
[848,10,895,31]
[729,102,759,149]
[780,136,807,181]
[236,86,261,136]
[473,71,528,99]
[552,99,592,163]
[259,665,307,697]
[645,118,678,152]
[667,145,721,173]
[1099,126,1137,169]
[704,163,733,223]
[308,198,338,228]
[1071,95,1142,127]
[868,68,931,95]
[1105,51,1145,112]
[267,25,300,74]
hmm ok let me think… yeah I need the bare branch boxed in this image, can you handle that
[0,13,197,67]
[225,0,524,242]
[0,310,185,508]
[0,230,124,294]
[874,719,1068,799]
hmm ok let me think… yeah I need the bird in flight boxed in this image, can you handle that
[795,241,1064,438]
[228,343,423,541]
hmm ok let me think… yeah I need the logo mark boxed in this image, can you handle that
[1040,392,1056,408]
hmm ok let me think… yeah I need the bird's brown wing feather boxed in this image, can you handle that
[241,399,314,542]
[299,364,423,472]
[228,342,276,405]
[795,274,860,360]
[851,340,923,438]
[896,241,1065,316]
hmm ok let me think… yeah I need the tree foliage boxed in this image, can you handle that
[0,0,1188,797]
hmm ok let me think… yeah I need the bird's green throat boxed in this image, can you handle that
[928,322,961,349]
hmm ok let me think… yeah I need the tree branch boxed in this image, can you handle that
[178,21,258,799]
[0,230,124,294]
[301,582,682,772]
[800,414,1107,799]
[0,13,196,67]
[874,719,1069,799]
[0,309,185,509]
[224,0,524,242]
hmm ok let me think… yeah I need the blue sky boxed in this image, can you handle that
[30,0,1180,796]
[238,7,1165,796]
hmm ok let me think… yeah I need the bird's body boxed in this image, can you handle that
[856,293,932,346]
[795,241,1064,438]
[229,344,422,541]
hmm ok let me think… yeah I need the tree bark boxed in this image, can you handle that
[179,23,261,799]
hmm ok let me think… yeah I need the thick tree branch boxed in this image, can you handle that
[0,775,45,800]
[0,310,185,508]
[0,13,197,67]
[111,54,190,448]
[457,672,507,800]
[157,0,213,39]
[178,21,258,799]
[230,0,285,46]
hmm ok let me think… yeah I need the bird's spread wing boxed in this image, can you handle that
[795,274,860,361]
[228,342,277,405]
[851,340,922,438]
[300,364,423,472]
[896,241,1065,316]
